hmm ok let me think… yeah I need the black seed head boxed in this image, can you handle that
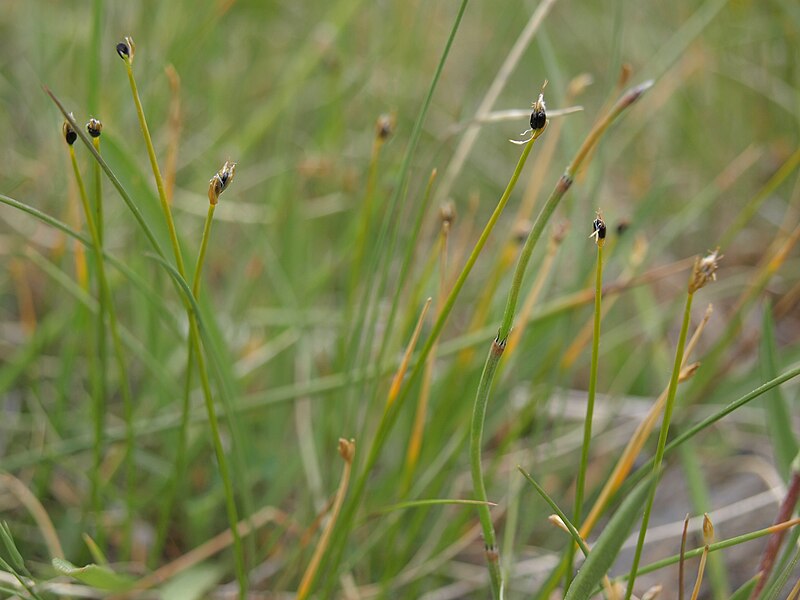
[62,120,77,146]
[530,99,546,130]
[530,82,548,130]
[86,118,103,138]
[592,217,606,240]
[116,36,135,62]
[116,42,129,60]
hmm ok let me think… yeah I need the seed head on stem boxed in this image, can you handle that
[62,117,77,146]
[689,249,722,293]
[590,211,607,247]
[208,160,237,205]
[116,36,135,64]
[86,118,103,138]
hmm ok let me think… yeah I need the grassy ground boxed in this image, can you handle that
[0,0,799,598]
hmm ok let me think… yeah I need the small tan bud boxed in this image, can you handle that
[440,201,456,228]
[678,362,700,382]
[208,160,237,205]
[337,438,355,464]
[548,514,569,533]
[376,113,395,140]
[641,584,663,600]
[513,219,532,244]
[702,512,714,546]
[689,249,722,293]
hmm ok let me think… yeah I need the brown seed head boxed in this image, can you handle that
[689,249,722,293]
[376,113,395,141]
[439,200,456,229]
[208,160,237,205]
[337,438,356,464]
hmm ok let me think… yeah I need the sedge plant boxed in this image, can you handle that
[564,213,607,588]
[63,118,136,555]
[470,80,652,598]
[114,37,247,597]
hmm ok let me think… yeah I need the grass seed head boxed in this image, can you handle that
[208,160,237,205]
[116,36,135,63]
[689,249,722,293]
[337,438,355,463]
[375,113,395,140]
[590,212,606,247]
[86,118,103,138]
[62,116,77,146]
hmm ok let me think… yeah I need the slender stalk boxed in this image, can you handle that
[470,82,651,599]
[120,49,246,596]
[123,60,186,276]
[332,123,544,581]
[613,517,800,587]
[470,335,508,598]
[624,251,721,599]
[624,292,695,599]
[153,203,217,563]
[566,227,604,588]
[296,439,355,600]
[68,143,105,545]
[750,462,800,599]
[92,137,103,245]
[68,143,135,556]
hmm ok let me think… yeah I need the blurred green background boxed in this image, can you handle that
[0,0,799,597]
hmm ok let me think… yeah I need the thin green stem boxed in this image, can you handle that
[124,62,186,276]
[153,204,216,563]
[69,145,135,557]
[518,467,591,556]
[470,336,508,599]
[92,137,103,245]
[70,147,105,546]
[624,291,695,600]
[122,60,245,596]
[328,106,539,583]
[611,517,800,587]
[470,82,650,600]
[566,240,603,589]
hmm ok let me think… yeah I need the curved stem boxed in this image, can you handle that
[123,62,245,596]
[470,336,507,598]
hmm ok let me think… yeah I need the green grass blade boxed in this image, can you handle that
[564,475,653,600]
[759,302,798,480]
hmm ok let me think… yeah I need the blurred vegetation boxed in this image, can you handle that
[0,0,798,598]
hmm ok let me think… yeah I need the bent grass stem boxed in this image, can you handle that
[120,56,246,597]
[470,81,651,599]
